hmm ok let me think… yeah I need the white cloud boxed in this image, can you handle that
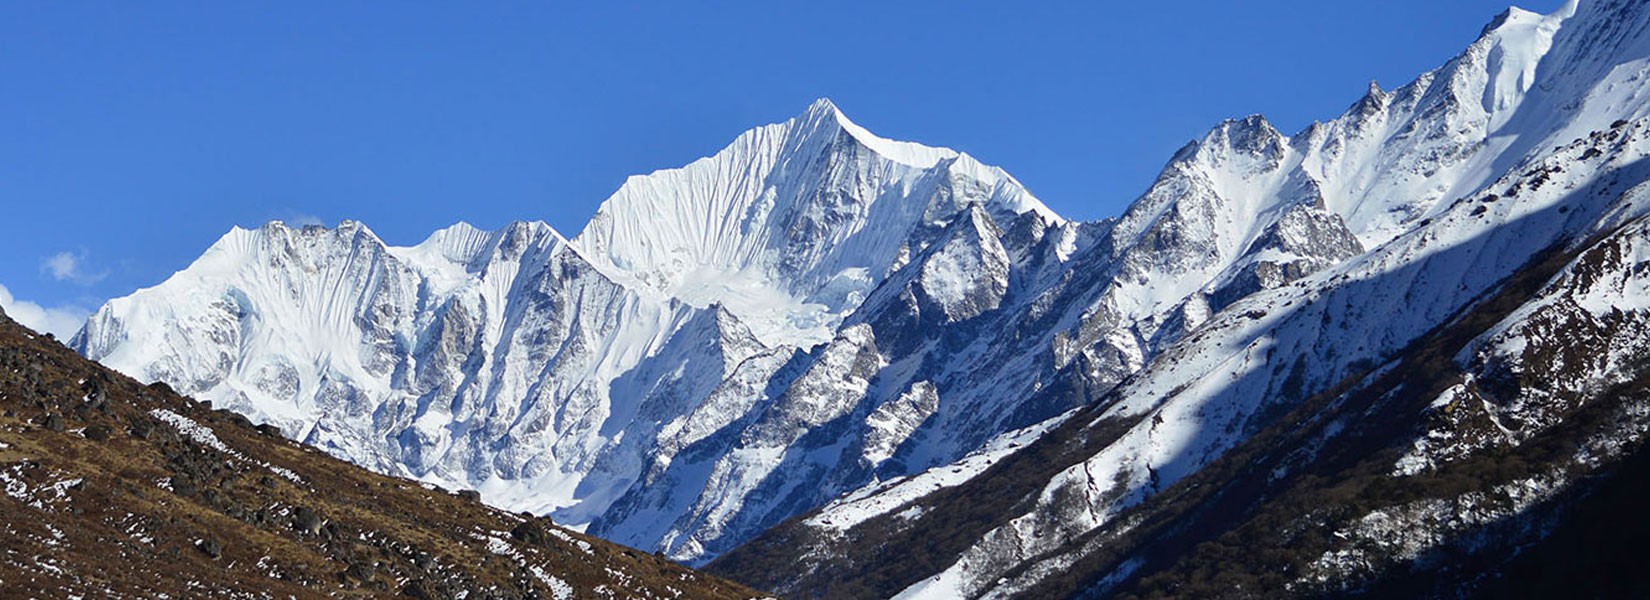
[274,209,325,227]
[0,283,91,340]
[41,250,108,285]
[288,213,325,227]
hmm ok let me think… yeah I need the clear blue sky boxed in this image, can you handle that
[0,1,1563,336]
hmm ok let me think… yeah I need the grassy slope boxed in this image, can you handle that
[0,311,767,599]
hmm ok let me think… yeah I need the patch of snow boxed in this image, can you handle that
[806,415,1063,532]
[529,566,573,600]
[149,409,233,455]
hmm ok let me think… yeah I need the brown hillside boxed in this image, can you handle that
[0,308,768,599]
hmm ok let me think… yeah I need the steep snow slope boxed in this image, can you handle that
[573,98,1056,348]
[585,206,1085,562]
[569,103,1075,560]
[76,220,702,516]
[667,0,1586,568]
[710,1,1650,596]
[594,46,1603,558]
[72,100,1068,559]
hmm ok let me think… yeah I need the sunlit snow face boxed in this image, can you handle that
[567,99,1054,348]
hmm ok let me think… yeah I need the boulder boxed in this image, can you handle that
[80,379,107,410]
[196,537,223,559]
[169,476,198,498]
[343,560,376,582]
[401,579,437,599]
[293,506,323,535]
[509,519,551,545]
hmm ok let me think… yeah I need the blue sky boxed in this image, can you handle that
[0,1,1563,337]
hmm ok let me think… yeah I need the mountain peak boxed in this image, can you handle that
[571,99,1056,349]
[399,220,566,268]
[791,98,960,170]
[200,219,388,266]
[249,218,377,239]
[1482,7,1538,36]
[803,97,846,120]
[1180,114,1285,165]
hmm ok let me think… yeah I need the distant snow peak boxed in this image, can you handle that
[571,98,1056,348]
[804,97,958,170]
[404,220,566,268]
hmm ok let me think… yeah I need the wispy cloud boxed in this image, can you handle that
[279,210,325,227]
[40,250,108,285]
[0,283,91,340]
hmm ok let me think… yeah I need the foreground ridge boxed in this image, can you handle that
[0,312,764,598]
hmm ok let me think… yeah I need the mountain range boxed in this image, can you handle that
[66,0,1650,596]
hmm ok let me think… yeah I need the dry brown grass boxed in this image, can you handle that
[0,316,767,599]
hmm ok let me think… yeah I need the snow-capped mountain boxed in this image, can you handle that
[73,98,1069,561]
[72,0,1650,594]
[574,99,1055,348]
[714,1,1650,596]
